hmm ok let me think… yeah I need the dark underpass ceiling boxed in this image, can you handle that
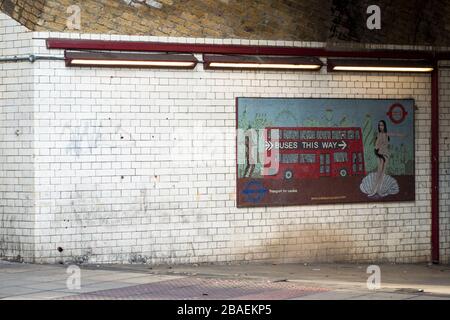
[1,0,449,46]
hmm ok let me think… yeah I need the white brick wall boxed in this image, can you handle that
[0,13,34,262]
[1,11,450,264]
[439,61,450,264]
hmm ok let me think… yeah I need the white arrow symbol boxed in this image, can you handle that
[265,141,273,151]
[338,140,347,150]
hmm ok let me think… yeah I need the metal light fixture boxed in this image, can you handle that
[327,58,434,73]
[65,51,198,69]
[203,54,323,71]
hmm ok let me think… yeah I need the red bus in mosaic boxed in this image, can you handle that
[263,127,366,180]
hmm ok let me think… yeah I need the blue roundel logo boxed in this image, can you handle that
[242,180,268,203]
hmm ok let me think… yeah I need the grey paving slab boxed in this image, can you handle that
[0,268,36,274]
[1,291,79,300]
[0,286,44,297]
[291,290,368,300]
[12,273,69,281]
[81,272,157,282]
[78,271,126,278]
[347,292,418,300]
[54,281,140,295]
[20,282,69,291]
[115,275,186,284]
[0,279,37,287]
[406,295,450,300]
[0,265,53,272]
[0,275,69,288]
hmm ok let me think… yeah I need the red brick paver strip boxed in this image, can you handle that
[58,277,329,300]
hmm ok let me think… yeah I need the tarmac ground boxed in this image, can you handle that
[1,260,450,300]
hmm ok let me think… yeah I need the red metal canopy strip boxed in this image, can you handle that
[46,38,450,60]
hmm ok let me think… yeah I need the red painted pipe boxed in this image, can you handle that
[431,66,440,264]
[46,38,445,60]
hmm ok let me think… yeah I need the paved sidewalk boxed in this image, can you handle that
[1,260,450,300]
